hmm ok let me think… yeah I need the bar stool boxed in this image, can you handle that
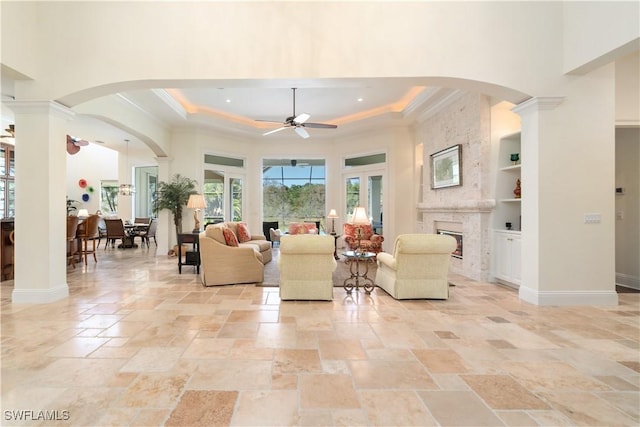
[66,216,79,268]
[76,214,99,265]
[8,230,14,277]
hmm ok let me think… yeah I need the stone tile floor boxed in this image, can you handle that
[1,245,638,426]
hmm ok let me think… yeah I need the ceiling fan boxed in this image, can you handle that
[66,134,89,155]
[256,88,337,139]
[0,124,15,139]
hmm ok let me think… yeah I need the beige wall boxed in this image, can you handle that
[5,1,636,304]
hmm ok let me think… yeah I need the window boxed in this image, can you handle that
[230,177,242,222]
[344,153,386,168]
[100,180,119,214]
[202,154,246,224]
[134,166,158,218]
[345,177,360,220]
[0,143,15,218]
[342,152,386,234]
[204,170,225,223]
[263,159,326,230]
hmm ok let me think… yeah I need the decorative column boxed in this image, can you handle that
[513,65,618,306]
[155,156,171,255]
[7,101,74,303]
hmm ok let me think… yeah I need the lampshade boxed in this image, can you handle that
[77,209,89,218]
[351,206,369,224]
[327,209,338,218]
[187,194,206,209]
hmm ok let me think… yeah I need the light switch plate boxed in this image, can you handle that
[584,213,601,224]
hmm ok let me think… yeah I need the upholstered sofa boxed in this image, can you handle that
[277,234,337,301]
[375,234,456,299]
[199,222,272,286]
[343,223,384,255]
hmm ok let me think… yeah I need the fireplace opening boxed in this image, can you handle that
[437,230,463,259]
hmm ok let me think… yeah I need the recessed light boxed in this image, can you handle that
[357,98,364,102]
[226,99,231,103]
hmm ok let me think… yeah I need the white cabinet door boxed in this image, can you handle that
[511,234,521,285]
[494,232,512,281]
[494,231,521,286]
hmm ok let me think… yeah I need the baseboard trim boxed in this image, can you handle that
[12,285,69,304]
[616,273,640,290]
[519,286,619,306]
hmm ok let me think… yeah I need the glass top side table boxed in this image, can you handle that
[342,250,376,294]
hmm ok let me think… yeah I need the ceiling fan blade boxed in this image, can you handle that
[263,127,287,136]
[255,119,286,124]
[294,113,310,124]
[295,127,310,139]
[302,122,338,129]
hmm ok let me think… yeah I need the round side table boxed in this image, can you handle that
[342,250,376,294]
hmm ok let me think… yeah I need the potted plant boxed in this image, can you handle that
[153,174,198,243]
[66,197,79,215]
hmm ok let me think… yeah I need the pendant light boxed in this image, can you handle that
[119,139,135,196]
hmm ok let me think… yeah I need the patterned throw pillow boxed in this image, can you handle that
[237,222,251,243]
[222,227,239,247]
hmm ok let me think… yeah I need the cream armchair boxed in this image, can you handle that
[375,234,456,300]
[277,234,337,301]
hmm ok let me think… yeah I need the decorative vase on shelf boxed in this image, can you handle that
[510,153,520,165]
[513,179,521,199]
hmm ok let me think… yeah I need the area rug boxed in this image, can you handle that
[258,248,377,287]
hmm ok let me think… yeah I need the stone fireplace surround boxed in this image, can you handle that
[418,200,494,281]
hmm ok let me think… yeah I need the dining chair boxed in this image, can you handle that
[104,218,127,248]
[97,216,107,248]
[134,217,151,225]
[66,216,79,268]
[138,219,157,247]
[8,230,15,277]
[76,214,100,265]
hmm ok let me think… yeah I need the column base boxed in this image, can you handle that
[519,286,619,306]
[12,284,69,304]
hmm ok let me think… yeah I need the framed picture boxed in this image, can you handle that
[430,144,462,189]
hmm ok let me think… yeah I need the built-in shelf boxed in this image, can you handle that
[493,128,522,287]
[500,164,521,172]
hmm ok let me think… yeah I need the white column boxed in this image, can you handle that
[155,156,172,255]
[7,101,74,303]
[513,65,618,306]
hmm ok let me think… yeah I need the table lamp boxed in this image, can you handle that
[351,206,369,254]
[187,194,207,233]
[327,209,338,235]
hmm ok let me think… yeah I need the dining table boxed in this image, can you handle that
[121,223,149,248]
